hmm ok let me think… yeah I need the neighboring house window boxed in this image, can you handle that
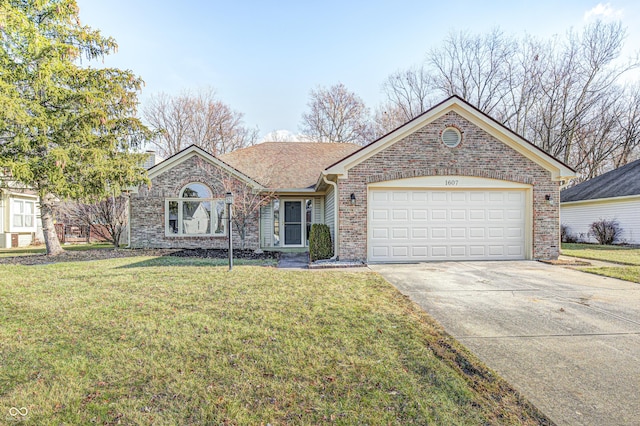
[12,198,36,231]
[166,183,226,236]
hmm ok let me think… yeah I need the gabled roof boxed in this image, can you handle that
[561,159,640,203]
[324,95,575,181]
[220,142,361,190]
[147,145,263,189]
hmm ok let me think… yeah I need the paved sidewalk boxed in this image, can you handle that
[277,252,309,269]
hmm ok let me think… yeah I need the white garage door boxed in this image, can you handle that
[368,189,526,262]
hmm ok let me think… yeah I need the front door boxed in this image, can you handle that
[283,201,303,246]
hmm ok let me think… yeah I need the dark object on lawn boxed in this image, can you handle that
[589,219,622,245]
[309,224,333,262]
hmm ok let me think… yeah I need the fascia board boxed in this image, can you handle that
[148,146,264,190]
[561,194,640,206]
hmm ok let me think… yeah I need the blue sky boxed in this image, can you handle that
[76,1,639,140]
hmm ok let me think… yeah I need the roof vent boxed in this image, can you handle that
[441,127,461,148]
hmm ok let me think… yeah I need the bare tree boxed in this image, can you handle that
[194,158,275,250]
[379,21,640,178]
[382,65,435,122]
[56,194,129,247]
[144,88,258,158]
[373,103,410,138]
[300,83,374,145]
[428,28,518,116]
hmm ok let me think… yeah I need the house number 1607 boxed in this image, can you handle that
[445,179,459,186]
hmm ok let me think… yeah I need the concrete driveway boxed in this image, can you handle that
[369,261,640,426]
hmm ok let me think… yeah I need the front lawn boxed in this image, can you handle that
[0,257,548,425]
[561,243,640,283]
[0,243,114,258]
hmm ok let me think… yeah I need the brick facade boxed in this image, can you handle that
[337,111,560,261]
[129,155,259,250]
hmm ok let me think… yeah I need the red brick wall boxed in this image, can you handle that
[337,111,560,261]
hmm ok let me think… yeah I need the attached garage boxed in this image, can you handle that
[367,176,532,262]
[324,96,576,262]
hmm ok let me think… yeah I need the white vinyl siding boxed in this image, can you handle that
[313,197,323,223]
[260,203,273,248]
[561,198,640,244]
[324,185,335,244]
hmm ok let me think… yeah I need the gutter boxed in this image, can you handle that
[322,175,339,261]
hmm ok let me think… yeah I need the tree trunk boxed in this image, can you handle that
[40,194,64,256]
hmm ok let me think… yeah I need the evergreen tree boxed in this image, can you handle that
[0,0,150,255]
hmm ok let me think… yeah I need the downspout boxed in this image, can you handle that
[322,175,339,260]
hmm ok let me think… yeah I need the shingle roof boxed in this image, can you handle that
[219,142,361,189]
[561,159,640,202]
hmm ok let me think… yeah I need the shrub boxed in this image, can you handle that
[589,219,622,245]
[561,224,578,243]
[309,224,333,262]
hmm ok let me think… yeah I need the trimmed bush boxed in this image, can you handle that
[561,224,578,243]
[309,224,333,262]
[589,219,622,245]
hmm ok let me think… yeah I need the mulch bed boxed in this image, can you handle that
[0,248,279,266]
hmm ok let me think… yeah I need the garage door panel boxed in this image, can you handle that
[392,209,408,220]
[450,246,466,256]
[469,210,485,220]
[431,246,447,257]
[488,210,504,220]
[431,228,447,239]
[392,246,408,257]
[392,191,408,202]
[412,209,428,220]
[451,192,466,202]
[412,228,428,238]
[450,209,466,220]
[431,210,447,220]
[450,228,466,238]
[372,210,388,220]
[372,228,388,239]
[369,188,526,262]
[392,228,408,239]
[412,246,428,256]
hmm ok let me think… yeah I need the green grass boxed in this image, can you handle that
[0,243,114,257]
[0,257,547,425]
[561,243,640,265]
[561,243,640,283]
[580,266,640,283]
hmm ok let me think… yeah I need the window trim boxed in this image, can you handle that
[165,183,227,237]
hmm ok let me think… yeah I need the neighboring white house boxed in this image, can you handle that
[561,159,640,244]
[0,184,43,248]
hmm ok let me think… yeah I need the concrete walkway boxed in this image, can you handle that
[277,252,309,269]
[370,261,640,426]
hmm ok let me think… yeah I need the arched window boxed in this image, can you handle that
[166,183,226,236]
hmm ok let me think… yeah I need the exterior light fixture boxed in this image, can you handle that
[545,194,554,206]
[350,193,356,205]
[225,192,234,271]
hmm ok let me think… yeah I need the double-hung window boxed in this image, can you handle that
[11,199,36,231]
